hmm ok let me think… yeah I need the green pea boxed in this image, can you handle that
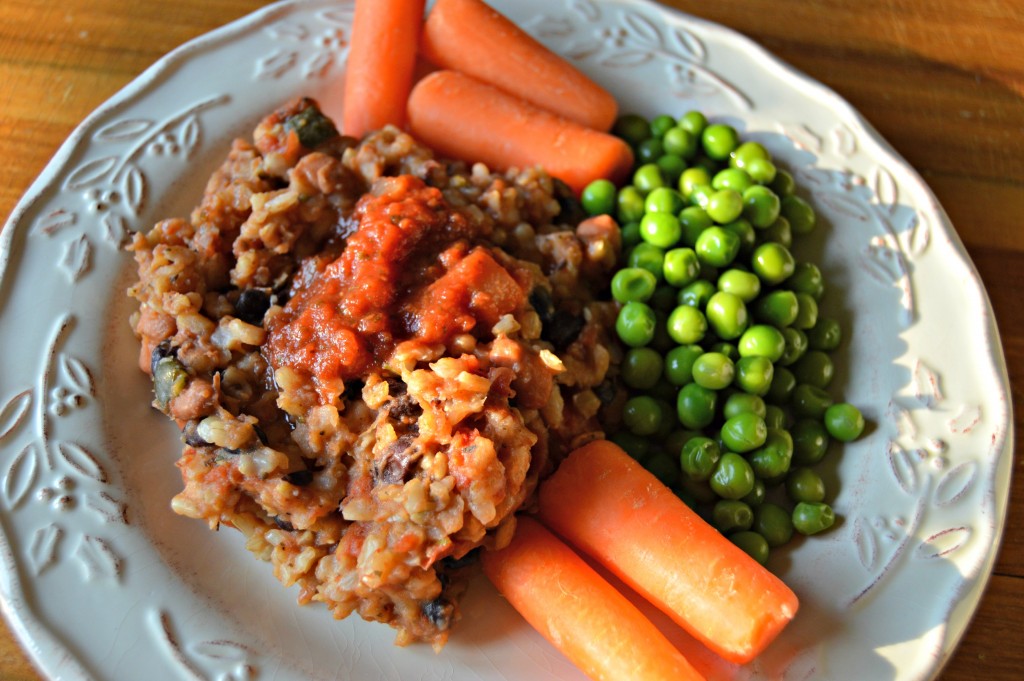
[786,467,826,504]
[791,418,830,465]
[742,185,782,228]
[637,138,665,164]
[765,366,796,404]
[666,304,708,344]
[639,451,677,487]
[663,248,701,287]
[738,324,786,362]
[717,268,761,303]
[678,279,716,309]
[695,226,741,268]
[709,452,756,499]
[656,153,687,185]
[753,290,799,327]
[787,262,825,299]
[678,110,708,137]
[648,114,675,138]
[610,431,652,462]
[640,212,682,248]
[713,167,755,193]
[741,479,767,507]
[692,352,735,390]
[807,317,843,351]
[620,221,642,250]
[763,404,789,431]
[663,126,699,158]
[792,292,819,330]
[610,267,657,303]
[689,183,715,210]
[745,157,777,185]
[723,393,767,420]
[680,436,721,481]
[627,242,666,281]
[824,402,866,441]
[644,187,686,215]
[633,163,666,195]
[701,123,740,161]
[720,413,767,453]
[770,168,796,197]
[753,503,794,547]
[706,188,745,224]
[709,341,739,361]
[650,375,680,402]
[613,113,652,146]
[734,355,774,396]
[721,218,756,253]
[729,141,771,170]
[730,530,770,565]
[678,205,713,247]
[676,382,718,429]
[713,500,754,533]
[615,301,657,347]
[781,194,816,234]
[751,242,796,285]
[678,477,719,505]
[792,350,834,388]
[705,291,749,340]
[792,502,836,535]
[581,179,617,216]
[748,428,793,481]
[617,186,647,224]
[778,327,809,366]
[791,383,834,419]
[623,395,664,436]
[621,347,664,390]
[678,167,713,201]
[759,216,793,247]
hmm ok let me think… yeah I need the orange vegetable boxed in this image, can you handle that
[342,0,425,138]
[407,70,633,194]
[420,0,618,131]
[536,440,799,665]
[481,517,705,681]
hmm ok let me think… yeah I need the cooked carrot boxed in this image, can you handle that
[536,440,799,665]
[407,70,633,194]
[342,0,425,138]
[481,517,705,681]
[420,0,618,131]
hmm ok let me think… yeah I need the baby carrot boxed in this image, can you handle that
[407,70,633,195]
[536,440,799,665]
[481,517,705,681]
[342,0,425,138]
[420,0,618,131]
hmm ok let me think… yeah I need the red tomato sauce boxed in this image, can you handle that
[264,175,527,401]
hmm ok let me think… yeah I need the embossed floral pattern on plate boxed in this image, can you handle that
[0,1,1012,680]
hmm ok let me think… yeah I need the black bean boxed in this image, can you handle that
[542,309,585,351]
[273,516,295,532]
[421,598,454,631]
[182,420,210,447]
[150,340,176,375]
[235,289,271,326]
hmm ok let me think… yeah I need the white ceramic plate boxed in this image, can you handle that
[0,1,1013,679]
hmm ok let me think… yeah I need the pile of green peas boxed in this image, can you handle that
[583,111,866,566]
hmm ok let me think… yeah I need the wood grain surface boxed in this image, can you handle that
[1,0,1021,679]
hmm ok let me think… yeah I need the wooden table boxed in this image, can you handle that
[1,0,1020,678]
